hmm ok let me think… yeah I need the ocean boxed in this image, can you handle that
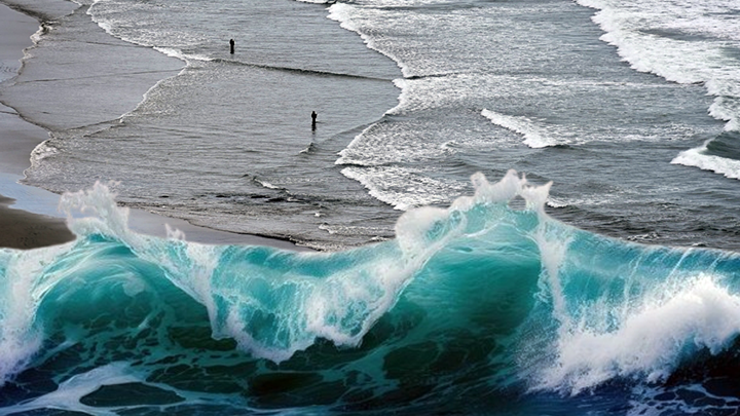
[0,0,739,414]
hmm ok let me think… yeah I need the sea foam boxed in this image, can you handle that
[575,0,740,180]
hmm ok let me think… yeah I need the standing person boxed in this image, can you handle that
[311,111,317,131]
[229,39,235,54]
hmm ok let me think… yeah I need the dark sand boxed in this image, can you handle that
[0,194,74,249]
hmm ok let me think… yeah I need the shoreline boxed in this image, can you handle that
[0,2,305,251]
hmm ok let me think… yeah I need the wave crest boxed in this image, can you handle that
[1,172,739,409]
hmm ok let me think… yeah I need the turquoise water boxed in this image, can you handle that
[1,172,739,414]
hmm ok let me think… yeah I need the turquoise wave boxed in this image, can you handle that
[1,171,739,415]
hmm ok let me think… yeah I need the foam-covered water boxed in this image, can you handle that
[0,0,737,251]
[573,0,740,180]
[328,0,739,251]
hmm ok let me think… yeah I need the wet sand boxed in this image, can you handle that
[0,4,73,249]
[0,194,74,249]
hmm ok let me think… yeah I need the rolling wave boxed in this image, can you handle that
[1,172,739,414]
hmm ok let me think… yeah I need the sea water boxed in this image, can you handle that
[1,0,738,251]
[0,0,740,414]
[0,174,739,415]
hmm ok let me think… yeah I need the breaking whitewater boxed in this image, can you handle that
[1,172,740,415]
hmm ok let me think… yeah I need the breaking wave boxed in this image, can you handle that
[1,171,739,414]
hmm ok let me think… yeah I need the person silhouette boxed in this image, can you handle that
[311,111,317,131]
[229,39,235,54]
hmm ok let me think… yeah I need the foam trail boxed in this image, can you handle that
[340,165,459,211]
[86,0,214,65]
[0,363,143,416]
[574,0,740,179]
[671,144,740,180]
[482,109,564,148]
[327,3,409,78]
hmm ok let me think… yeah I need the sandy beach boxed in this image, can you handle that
[0,4,72,249]
[0,2,302,251]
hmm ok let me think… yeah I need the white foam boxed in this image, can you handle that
[336,119,453,168]
[482,109,566,148]
[537,274,740,394]
[0,362,143,416]
[708,94,740,134]
[253,179,281,190]
[27,139,59,171]
[225,309,311,363]
[575,0,740,178]
[340,165,465,211]
[578,0,740,80]
[394,205,453,257]
[546,197,569,209]
[86,2,206,67]
[0,242,72,386]
[628,383,739,416]
[671,144,740,180]
[305,254,418,349]
[28,24,45,50]
[327,3,410,77]
[59,181,143,248]
[153,47,213,63]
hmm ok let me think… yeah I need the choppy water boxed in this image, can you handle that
[1,0,740,414]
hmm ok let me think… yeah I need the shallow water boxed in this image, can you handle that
[2,0,738,251]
